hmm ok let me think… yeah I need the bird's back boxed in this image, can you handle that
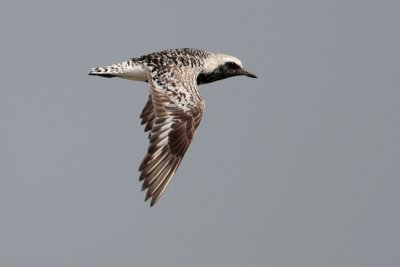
[89,48,209,81]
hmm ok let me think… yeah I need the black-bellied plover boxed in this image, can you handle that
[89,48,257,206]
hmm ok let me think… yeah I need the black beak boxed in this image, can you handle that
[242,69,257,78]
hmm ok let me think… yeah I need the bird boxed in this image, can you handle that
[89,48,257,206]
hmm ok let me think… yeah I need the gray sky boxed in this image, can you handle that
[1,1,399,266]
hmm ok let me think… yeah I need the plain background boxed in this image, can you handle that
[1,1,399,266]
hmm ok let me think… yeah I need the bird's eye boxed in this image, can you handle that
[227,62,240,70]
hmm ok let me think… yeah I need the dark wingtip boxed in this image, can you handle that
[145,194,151,202]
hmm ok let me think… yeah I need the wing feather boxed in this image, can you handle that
[139,95,156,132]
[139,66,204,206]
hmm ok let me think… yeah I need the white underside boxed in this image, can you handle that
[118,65,148,81]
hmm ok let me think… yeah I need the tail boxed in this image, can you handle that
[88,72,116,78]
[89,60,147,81]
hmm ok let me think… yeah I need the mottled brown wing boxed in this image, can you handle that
[139,95,155,133]
[139,67,204,206]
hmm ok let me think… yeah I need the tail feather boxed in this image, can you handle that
[89,60,147,81]
[88,72,116,78]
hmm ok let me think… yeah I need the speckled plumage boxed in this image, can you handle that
[89,48,257,206]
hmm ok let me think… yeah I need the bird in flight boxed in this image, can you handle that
[89,48,257,206]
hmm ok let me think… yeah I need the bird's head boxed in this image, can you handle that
[197,53,257,85]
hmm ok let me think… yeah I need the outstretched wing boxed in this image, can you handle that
[140,95,155,133]
[139,66,205,206]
